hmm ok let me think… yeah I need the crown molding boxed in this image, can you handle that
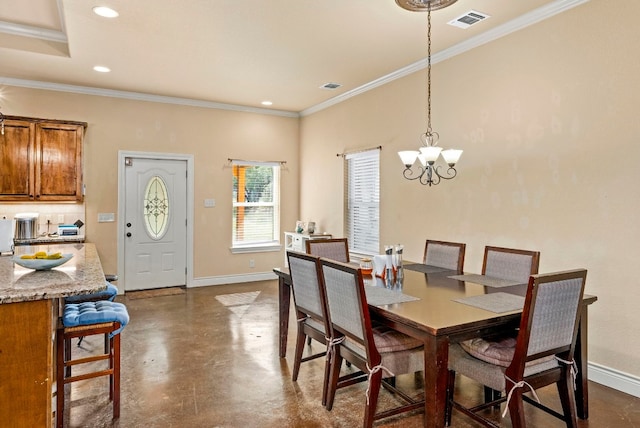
[300,0,590,117]
[0,0,588,119]
[0,20,67,43]
[0,76,300,118]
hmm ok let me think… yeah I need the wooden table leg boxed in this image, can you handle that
[575,304,590,419]
[278,275,291,358]
[423,335,449,428]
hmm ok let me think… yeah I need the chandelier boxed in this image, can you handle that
[396,0,463,186]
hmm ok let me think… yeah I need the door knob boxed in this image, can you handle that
[126,232,132,237]
[126,223,132,227]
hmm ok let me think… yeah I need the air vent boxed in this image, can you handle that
[448,10,490,29]
[320,82,342,90]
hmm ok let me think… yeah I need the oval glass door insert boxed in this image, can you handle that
[143,175,170,240]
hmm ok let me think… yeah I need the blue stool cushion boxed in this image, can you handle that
[65,281,118,303]
[63,301,129,336]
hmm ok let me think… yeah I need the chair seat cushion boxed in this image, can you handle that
[65,281,118,303]
[372,324,422,353]
[460,336,517,367]
[460,335,556,368]
[63,301,129,335]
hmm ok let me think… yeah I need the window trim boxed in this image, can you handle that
[344,149,380,256]
[231,160,281,253]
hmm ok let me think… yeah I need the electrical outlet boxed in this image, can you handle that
[57,214,65,224]
[45,214,52,224]
[249,259,255,268]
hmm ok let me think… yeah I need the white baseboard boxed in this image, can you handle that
[191,271,277,287]
[589,362,640,398]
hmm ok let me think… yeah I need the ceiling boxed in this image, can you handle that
[0,0,584,116]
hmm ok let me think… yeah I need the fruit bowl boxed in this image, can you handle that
[13,254,74,270]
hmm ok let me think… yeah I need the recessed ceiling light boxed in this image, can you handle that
[93,6,119,18]
[93,65,111,73]
[261,101,273,106]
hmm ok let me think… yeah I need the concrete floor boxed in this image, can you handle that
[61,280,640,427]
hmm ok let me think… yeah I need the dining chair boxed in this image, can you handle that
[482,246,540,284]
[286,251,332,405]
[445,269,588,428]
[306,238,350,263]
[423,240,466,271]
[319,258,424,428]
[480,245,541,404]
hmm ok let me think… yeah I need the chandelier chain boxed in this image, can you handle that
[426,4,432,138]
[396,0,462,186]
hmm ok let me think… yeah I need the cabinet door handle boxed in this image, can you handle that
[126,232,132,238]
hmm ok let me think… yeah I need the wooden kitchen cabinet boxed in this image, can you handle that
[0,116,86,202]
[0,299,55,427]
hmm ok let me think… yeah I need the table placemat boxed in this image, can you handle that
[404,264,452,274]
[448,273,524,288]
[453,292,525,314]
[365,285,420,306]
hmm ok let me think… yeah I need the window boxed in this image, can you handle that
[232,161,281,252]
[143,175,170,240]
[345,149,380,255]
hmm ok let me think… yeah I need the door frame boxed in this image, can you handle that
[117,150,194,289]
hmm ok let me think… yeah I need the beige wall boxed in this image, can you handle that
[0,86,300,278]
[300,0,640,377]
[1,0,637,384]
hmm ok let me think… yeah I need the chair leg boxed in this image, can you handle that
[292,327,307,381]
[325,353,343,411]
[507,387,526,428]
[363,369,382,428]
[557,370,578,428]
[484,386,502,409]
[321,351,330,407]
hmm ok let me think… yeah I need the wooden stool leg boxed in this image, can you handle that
[113,332,121,419]
[64,337,72,377]
[56,327,65,428]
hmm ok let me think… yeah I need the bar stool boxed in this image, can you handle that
[63,277,119,359]
[56,301,129,428]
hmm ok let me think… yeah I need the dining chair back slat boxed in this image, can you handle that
[287,251,325,321]
[306,238,350,263]
[423,240,466,271]
[523,273,585,360]
[482,246,540,284]
[321,260,367,342]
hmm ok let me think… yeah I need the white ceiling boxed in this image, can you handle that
[0,0,586,115]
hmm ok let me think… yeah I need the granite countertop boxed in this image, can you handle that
[13,235,85,246]
[0,243,106,304]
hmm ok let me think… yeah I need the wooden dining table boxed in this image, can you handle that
[273,264,597,428]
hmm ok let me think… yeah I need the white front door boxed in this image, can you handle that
[123,157,187,291]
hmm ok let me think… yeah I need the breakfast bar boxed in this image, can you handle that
[0,243,107,427]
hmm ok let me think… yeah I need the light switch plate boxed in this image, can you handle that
[98,213,115,222]
[204,198,216,208]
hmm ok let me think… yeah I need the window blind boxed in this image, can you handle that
[345,149,380,255]
[232,162,280,247]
